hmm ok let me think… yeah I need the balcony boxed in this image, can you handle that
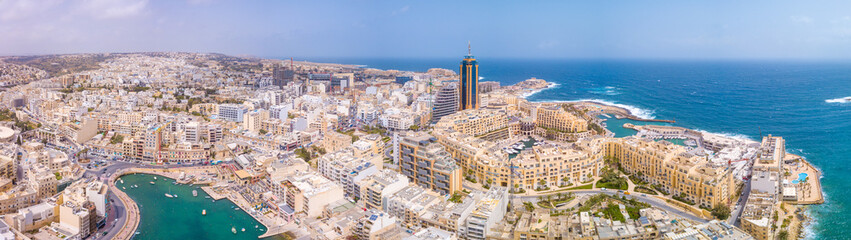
[417,161,431,168]
[417,176,431,183]
[435,174,447,182]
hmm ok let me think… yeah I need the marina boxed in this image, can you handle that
[116,173,283,240]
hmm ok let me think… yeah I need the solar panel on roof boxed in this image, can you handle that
[369,215,378,221]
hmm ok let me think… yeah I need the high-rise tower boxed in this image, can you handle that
[459,42,479,111]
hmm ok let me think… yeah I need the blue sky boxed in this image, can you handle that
[2,0,851,59]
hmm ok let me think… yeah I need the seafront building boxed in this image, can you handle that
[458,44,479,111]
[740,135,786,240]
[605,137,734,208]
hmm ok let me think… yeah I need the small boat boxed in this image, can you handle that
[134,185,138,188]
[202,209,206,215]
[154,177,157,180]
[120,179,124,184]
[174,194,178,198]
[192,190,198,197]
[234,207,240,211]
[205,196,211,199]
[135,231,141,235]
[165,194,174,198]
[232,227,237,234]
[241,228,245,232]
[122,187,126,190]
[150,182,155,185]
[255,225,258,228]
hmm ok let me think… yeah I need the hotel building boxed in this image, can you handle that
[605,137,734,208]
[459,44,479,111]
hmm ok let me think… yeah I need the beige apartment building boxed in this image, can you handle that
[605,137,733,209]
[433,108,603,191]
[398,132,463,195]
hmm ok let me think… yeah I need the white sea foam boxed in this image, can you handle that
[825,96,851,103]
[521,82,560,98]
[587,86,622,96]
[800,193,825,240]
[529,98,656,119]
[693,129,758,144]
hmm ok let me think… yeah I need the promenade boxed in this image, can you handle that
[108,169,141,240]
[111,166,289,239]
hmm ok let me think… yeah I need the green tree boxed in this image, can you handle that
[110,134,124,144]
[711,204,731,220]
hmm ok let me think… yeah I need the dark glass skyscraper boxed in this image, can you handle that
[459,43,479,110]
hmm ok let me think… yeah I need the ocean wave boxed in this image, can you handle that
[802,207,817,240]
[530,98,656,119]
[586,86,622,96]
[825,96,851,103]
[693,129,757,143]
[521,82,560,98]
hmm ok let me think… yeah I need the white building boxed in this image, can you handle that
[218,104,247,122]
[465,187,508,240]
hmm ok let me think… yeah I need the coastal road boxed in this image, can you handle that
[98,191,127,240]
[511,190,709,224]
[84,161,171,239]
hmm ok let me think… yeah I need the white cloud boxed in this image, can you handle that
[790,15,814,24]
[0,0,64,21]
[538,39,559,49]
[187,0,214,5]
[391,5,410,16]
[80,0,148,19]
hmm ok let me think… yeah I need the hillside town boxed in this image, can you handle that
[0,52,822,240]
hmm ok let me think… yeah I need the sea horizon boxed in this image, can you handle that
[283,57,850,239]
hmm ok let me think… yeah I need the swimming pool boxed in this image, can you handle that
[792,172,808,184]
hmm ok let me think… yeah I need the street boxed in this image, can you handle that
[511,190,709,224]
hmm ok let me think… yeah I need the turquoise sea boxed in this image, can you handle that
[303,58,851,239]
[116,174,283,240]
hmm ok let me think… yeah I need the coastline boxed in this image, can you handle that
[520,90,826,219]
[111,167,284,239]
[519,82,560,98]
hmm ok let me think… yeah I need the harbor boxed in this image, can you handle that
[114,172,286,240]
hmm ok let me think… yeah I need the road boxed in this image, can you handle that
[729,180,752,226]
[511,190,709,223]
[97,191,127,240]
[83,161,172,239]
